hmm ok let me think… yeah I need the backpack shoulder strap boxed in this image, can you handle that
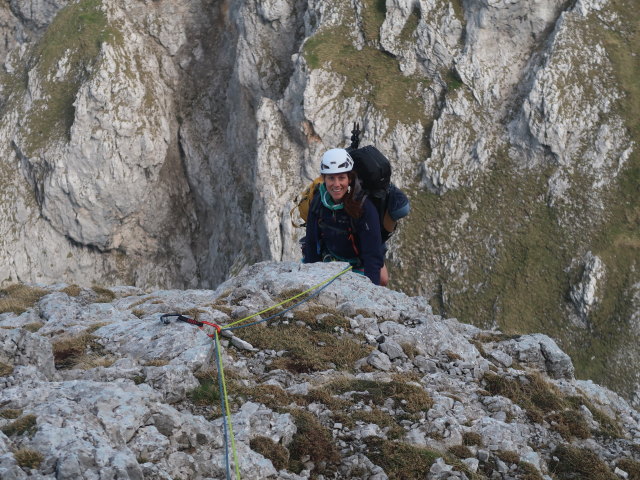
[310,186,322,217]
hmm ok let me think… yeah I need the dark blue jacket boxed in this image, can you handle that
[304,194,384,285]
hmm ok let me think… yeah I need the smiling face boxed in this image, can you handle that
[324,173,350,203]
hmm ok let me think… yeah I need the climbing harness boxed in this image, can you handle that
[159,265,353,480]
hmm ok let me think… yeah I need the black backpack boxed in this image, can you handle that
[295,124,410,249]
[348,145,409,243]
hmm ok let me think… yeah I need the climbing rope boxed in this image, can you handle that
[159,265,353,480]
[224,265,353,330]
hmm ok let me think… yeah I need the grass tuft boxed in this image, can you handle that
[496,449,520,464]
[52,332,105,369]
[237,321,372,373]
[361,0,387,44]
[0,361,14,376]
[91,286,116,303]
[482,372,622,440]
[250,436,290,470]
[565,395,624,439]
[0,409,22,419]
[23,322,44,332]
[0,284,49,315]
[616,458,640,480]
[188,371,221,407]
[448,444,474,459]
[462,431,483,446]
[144,359,169,367]
[1,414,37,436]
[61,285,82,297]
[550,444,617,480]
[325,378,433,413]
[13,448,44,469]
[364,437,440,479]
[236,384,301,411]
[288,409,340,474]
[351,408,405,439]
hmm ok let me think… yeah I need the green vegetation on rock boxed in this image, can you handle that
[399,5,421,42]
[392,129,638,399]
[361,0,387,44]
[303,4,429,128]
[18,0,122,155]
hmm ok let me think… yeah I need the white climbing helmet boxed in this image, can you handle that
[319,148,354,174]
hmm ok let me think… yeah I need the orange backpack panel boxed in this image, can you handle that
[290,176,324,228]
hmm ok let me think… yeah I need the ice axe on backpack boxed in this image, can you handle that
[349,121,361,150]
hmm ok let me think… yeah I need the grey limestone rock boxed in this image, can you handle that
[570,252,606,322]
[0,328,56,380]
[367,350,392,371]
[0,0,636,414]
[0,259,638,479]
[498,333,575,379]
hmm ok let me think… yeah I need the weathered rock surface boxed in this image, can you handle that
[0,262,638,478]
[0,0,637,423]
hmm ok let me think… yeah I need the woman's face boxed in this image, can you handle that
[324,173,350,202]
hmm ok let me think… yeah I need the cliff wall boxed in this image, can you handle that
[0,0,637,402]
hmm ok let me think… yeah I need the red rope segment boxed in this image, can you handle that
[200,320,222,337]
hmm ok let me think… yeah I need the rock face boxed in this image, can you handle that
[0,1,637,405]
[0,262,639,479]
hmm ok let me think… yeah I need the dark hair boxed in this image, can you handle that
[343,171,364,218]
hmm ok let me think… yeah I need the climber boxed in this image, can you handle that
[303,148,388,286]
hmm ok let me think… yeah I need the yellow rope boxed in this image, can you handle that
[211,265,353,479]
[215,331,241,479]
[224,266,352,329]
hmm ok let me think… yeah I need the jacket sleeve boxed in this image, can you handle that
[356,200,384,285]
[303,194,322,263]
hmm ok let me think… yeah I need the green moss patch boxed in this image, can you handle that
[188,371,221,407]
[303,25,429,127]
[19,0,122,155]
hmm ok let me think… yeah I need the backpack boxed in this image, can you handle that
[290,176,324,228]
[291,145,410,243]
